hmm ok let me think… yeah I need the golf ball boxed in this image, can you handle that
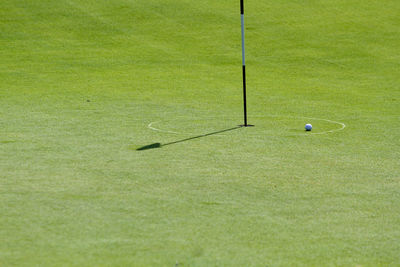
[305,124,312,131]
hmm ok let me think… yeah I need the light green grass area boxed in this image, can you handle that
[1,0,400,266]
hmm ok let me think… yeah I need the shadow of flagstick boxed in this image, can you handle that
[136,126,243,151]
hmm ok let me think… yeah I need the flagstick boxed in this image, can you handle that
[240,0,252,127]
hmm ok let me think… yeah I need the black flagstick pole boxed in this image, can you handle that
[240,0,252,127]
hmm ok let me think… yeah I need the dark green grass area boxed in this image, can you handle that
[1,0,400,266]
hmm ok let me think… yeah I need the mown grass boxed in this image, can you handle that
[1,0,399,266]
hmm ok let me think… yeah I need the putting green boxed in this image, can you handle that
[0,0,399,266]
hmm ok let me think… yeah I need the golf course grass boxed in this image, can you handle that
[1,0,399,266]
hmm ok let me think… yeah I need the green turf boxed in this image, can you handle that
[1,0,400,266]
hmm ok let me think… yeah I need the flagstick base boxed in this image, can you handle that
[239,124,255,127]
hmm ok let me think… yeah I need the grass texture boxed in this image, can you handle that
[1,0,399,266]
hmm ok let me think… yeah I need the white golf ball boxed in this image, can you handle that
[305,124,312,131]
